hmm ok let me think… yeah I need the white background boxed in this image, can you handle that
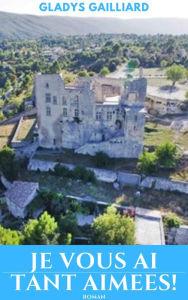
[0,0,188,18]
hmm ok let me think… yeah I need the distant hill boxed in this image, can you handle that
[0,11,188,39]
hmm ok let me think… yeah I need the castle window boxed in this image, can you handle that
[62,96,67,105]
[46,83,49,88]
[53,96,57,105]
[74,109,79,117]
[107,111,113,121]
[46,106,51,116]
[45,93,51,103]
[63,107,67,117]
[96,111,102,121]
[75,95,79,105]
[134,115,138,122]
[115,120,122,129]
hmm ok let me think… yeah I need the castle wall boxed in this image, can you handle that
[35,74,147,158]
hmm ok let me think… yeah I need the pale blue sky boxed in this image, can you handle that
[0,0,188,18]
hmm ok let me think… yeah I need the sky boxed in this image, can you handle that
[0,0,188,18]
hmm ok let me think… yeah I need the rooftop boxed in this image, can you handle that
[174,226,188,245]
[102,95,121,105]
[147,85,186,101]
[135,207,165,245]
[6,181,39,208]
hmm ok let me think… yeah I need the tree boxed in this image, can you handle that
[22,211,59,245]
[185,91,188,100]
[94,151,112,168]
[0,225,21,245]
[100,66,110,76]
[22,74,32,88]
[138,151,158,174]
[0,99,4,108]
[155,142,177,168]
[49,60,61,74]
[166,64,185,86]
[164,213,182,228]
[78,70,89,77]
[128,59,140,70]
[160,60,168,69]
[0,110,5,121]
[59,211,78,235]
[0,146,18,181]
[112,43,121,55]
[92,206,135,245]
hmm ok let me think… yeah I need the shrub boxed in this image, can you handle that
[81,201,96,214]
[69,199,82,213]
[138,151,158,174]
[54,163,96,183]
[58,211,78,236]
[100,66,110,76]
[78,70,89,77]
[155,142,177,168]
[0,146,19,181]
[54,163,70,177]
[94,151,112,168]
[72,165,96,183]
[164,213,182,228]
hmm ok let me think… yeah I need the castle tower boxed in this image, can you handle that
[122,77,147,157]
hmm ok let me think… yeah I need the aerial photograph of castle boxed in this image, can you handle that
[0,9,188,245]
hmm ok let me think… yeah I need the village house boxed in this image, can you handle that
[35,74,147,158]
[147,85,187,115]
[5,181,39,218]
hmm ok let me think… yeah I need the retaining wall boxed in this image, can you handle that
[28,158,188,194]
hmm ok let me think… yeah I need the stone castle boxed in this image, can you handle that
[35,74,147,158]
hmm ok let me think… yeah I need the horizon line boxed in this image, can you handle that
[0,10,188,20]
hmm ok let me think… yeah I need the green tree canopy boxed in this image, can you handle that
[128,59,140,70]
[160,60,168,68]
[155,142,177,168]
[138,151,158,174]
[100,66,110,76]
[166,64,185,86]
[49,60,61,74]
[92,206,135,245]
[78,69,89,77]
[164,213,182,228]
[22,211,59,245]
[0,225,21,245]
[0,146,18,181]
[0,110,5,121]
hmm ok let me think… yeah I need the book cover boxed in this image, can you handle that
[0,0,187,299]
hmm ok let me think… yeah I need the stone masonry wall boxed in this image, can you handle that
[28,158,188,194]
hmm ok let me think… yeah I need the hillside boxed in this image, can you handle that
[0,11,188,39]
